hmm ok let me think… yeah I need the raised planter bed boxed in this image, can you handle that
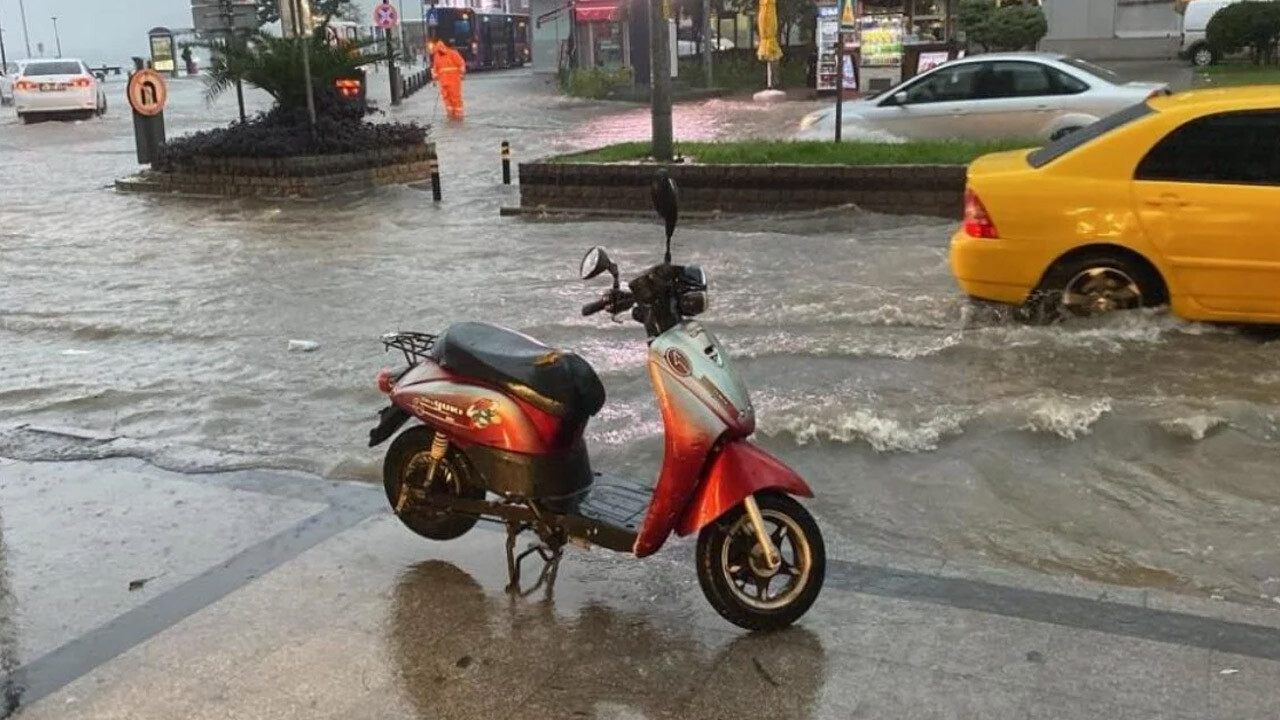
[116,142,437,198]
[517,161,967,219]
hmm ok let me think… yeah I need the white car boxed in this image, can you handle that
[13,58,108,123]
[677,37,735,56]
[1176,0,1275,66]
[799,53,1169,143]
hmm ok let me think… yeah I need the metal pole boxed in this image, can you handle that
[834,30,843,143]
[50,17,59,58]
[398,0,407,63]
[235,76,246,121]
[650,0,673,162]
[0,13,9,71]
[501,140,511,184]
[701,0,712,88]
[295,0,318,134]
[17,0,30,58]
[386,27,400,106]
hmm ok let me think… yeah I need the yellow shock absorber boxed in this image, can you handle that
[395,434,451,515]
[429,433,450,462]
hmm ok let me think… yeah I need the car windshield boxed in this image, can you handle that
[1060,57,1123,85]
[23,61,83,76]
[1027,102,1155,168]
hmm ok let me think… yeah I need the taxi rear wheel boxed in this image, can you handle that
[1029,252,1166,321]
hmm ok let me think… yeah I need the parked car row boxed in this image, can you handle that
[1,58,108,123]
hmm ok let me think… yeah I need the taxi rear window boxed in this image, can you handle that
[1027,102,1155,168]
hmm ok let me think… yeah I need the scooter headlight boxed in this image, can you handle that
[679,291,708,317]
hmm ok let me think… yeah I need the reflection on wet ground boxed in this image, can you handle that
[0,66,1279,615]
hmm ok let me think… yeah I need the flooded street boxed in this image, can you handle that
[2,68,1280,611]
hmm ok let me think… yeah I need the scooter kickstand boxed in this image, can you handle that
[504,520,525,592]
[503,521,563,598]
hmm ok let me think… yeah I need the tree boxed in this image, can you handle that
[1207,1,1280,65]
[256,0,357,27]
[203,29,378,114]
[959,0,1046,52]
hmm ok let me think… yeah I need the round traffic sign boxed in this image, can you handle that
[127,69,168,117]
[373,1,400,29]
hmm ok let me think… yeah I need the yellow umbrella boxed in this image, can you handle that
[757,0,783,63]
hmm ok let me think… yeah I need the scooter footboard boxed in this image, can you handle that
[674,441,814,537]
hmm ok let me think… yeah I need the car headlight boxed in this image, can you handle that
[799,112,826,130]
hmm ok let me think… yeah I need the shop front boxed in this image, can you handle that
[816,0,962,95]
[573,0,629,69]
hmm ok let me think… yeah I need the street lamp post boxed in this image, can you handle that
[17,0,30,58]
[0,13,9,70]
[50,16,60,58]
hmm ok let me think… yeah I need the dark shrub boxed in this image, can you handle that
[1207,1,1280,64]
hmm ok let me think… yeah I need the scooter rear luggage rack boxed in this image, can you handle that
[381,331,437,366]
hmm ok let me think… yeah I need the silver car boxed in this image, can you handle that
[799,52,1169,142]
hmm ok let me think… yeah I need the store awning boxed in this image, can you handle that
[574,0,622,23]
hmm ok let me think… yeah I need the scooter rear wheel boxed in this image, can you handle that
[696,492,825,632]
[383,426,485,541]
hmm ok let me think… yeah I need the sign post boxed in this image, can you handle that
[128,69,168,165]
[374,1,402,106]
[834,0,855,143]
[195,1,257,121]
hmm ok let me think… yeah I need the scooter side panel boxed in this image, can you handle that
[674,440,814,538]
[391,361,554,455]
[633,322,753,558]
[651,321,756,436]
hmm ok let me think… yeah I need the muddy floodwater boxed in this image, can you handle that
[2,70,1279,608]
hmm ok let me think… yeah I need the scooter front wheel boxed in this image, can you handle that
[696,492,825,632]
[383,426,485,541]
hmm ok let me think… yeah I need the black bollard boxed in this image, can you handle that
[430,156,442,202]
[501,140,511,185]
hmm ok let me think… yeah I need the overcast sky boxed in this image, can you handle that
[0,0,384,65]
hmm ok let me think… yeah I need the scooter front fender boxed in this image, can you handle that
[674,441,814,538]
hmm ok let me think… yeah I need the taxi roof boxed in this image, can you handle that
[1148,85,1280,113]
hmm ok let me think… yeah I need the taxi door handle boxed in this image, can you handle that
[1145,194,1189,209]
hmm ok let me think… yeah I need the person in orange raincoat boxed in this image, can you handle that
[430,39,467,120]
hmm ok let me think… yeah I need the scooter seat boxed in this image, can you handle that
[431,322,605,423]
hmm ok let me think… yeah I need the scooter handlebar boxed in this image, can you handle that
[582,289,635,317]
[582,296,611,316]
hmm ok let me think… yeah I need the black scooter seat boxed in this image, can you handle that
[431,322,605,423]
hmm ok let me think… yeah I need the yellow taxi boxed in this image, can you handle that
[950,86,1280,322]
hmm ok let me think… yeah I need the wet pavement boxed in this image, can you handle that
[2,60,1280,716]
[4,457,1280,719]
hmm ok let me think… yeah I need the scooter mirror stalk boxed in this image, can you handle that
[651,170,679,263]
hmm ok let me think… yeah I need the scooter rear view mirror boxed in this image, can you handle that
[580,246,614,280]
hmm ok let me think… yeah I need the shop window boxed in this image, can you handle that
[590,22,626,69]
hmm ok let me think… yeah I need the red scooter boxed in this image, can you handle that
[369,175,825,631]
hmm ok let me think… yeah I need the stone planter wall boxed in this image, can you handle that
[518,162,967,219]
[116,143,436,198]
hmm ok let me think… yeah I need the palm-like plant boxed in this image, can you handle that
[202,29,381,116]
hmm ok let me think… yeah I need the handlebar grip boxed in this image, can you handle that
[582,297,611,316]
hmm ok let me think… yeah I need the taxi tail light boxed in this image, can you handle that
[15,80,36,91]
[70,77,93,88]
[964,189,999,239]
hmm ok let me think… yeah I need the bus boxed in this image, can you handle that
[421,8,531,70]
